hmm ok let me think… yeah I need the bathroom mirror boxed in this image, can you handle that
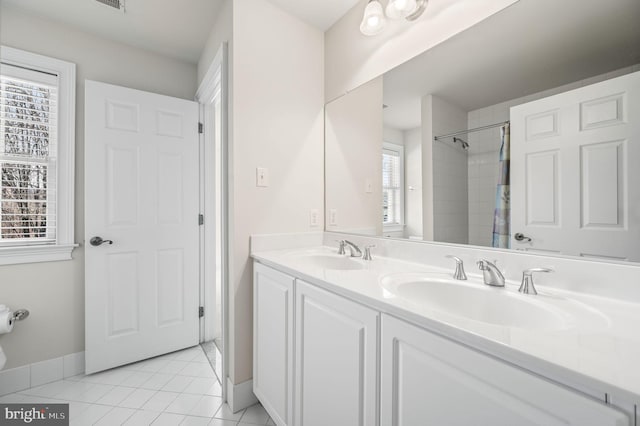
[325,0,640,262]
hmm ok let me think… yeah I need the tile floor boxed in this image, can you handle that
[0,346,274,426]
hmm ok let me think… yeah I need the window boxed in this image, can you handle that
[0,47,76,265]
[382,142,404,231]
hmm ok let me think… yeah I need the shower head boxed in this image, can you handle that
[453,137,469,151]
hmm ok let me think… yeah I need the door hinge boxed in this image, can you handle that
[198,214,204,225]
[199,306,204,318]
[198,122,204,134]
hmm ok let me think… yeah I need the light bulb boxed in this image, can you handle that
[385,0,418,19]
[360,0,386,36]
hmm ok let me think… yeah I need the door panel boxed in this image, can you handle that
[581,140,624,228]
[511,71,640,260]
[525,150,559,226]
[85,80,199,374]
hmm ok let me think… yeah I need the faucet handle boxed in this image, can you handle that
[335,240,346,255]
[363,245,376,261]
[476,259,506,287]
[476,259,499,270]
[476,259,489,270]
[519,267,554,295]
[446,255,467,280]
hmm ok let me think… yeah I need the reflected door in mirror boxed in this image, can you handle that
[511,71,640,261]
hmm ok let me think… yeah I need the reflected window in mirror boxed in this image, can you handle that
[382,142,404,232]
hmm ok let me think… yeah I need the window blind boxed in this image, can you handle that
[382,148,401,225]
[0,65,58,246]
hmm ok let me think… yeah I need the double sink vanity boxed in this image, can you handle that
[251,233,639,426]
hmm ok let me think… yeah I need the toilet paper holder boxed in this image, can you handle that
[12,309,29,322]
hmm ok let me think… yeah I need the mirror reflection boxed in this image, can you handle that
[325,0,640,262]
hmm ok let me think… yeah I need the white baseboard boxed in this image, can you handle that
[227,377,258,413]
[0,351,85,396]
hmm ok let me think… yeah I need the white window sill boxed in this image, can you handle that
[383,224,405,233]
[0,244,78,266]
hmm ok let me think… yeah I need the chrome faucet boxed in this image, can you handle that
[445,255,467,280]
[477,260,505,287]
[336,240,346,255]
[519,268,554,295]
[343,240,362,257]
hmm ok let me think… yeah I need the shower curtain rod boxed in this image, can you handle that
[433,120,510,141]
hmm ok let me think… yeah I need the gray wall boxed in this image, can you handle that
[0,4,197,370]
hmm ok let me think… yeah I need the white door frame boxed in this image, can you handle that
[196,42,229,402]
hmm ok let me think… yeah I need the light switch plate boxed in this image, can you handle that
[256,167,269,187]
[329,209,338,226]
[309,209,319,227]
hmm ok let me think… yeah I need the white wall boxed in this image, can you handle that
[420,95,435,240]
[467,63,640,247]
[229,0,324,384]
[324,0,519,102]
[431,96,468,244]
[0,5,197,370]
[404,127,422,238]
[197,0,233,85]
[326,78,383,236]
[383,126,404,146]
[420,94,469,243]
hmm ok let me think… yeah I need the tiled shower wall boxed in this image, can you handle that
[431,96,469,245]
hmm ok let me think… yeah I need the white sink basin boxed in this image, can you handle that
[381,274,609,331]
[292,253,365,271]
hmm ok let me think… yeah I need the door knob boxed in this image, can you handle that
[90,236,113,246]
[514,233,532,242]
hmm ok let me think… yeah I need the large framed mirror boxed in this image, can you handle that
[325,0,640,262]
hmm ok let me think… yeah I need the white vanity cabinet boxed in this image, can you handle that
[295,280,378,426]
[380,314,629,426]
[253,263,295,426]
[253,264,378,426]
[253,261,632,426]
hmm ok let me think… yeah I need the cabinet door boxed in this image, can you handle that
[253,263,294,426]
[381,314,629,426]
[295,281,378,426]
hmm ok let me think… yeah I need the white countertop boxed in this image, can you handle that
[252,246,640,403]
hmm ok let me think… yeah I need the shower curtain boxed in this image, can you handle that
[492,123,510,248]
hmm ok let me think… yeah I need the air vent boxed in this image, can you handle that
[95,0,125,12]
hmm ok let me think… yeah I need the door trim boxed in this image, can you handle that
[196,42,229,403]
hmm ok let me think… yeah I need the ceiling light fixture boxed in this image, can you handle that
[361,0,428,36]
[386,0,417,19]
[360,0,387,36]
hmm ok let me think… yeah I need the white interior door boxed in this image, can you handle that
[511,71,640,261]
[85,80,200,374]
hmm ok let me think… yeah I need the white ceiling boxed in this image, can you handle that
[2,0,360,64]
[1,0,224,63]
[266,0,361,31]
[382,0,640,130]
